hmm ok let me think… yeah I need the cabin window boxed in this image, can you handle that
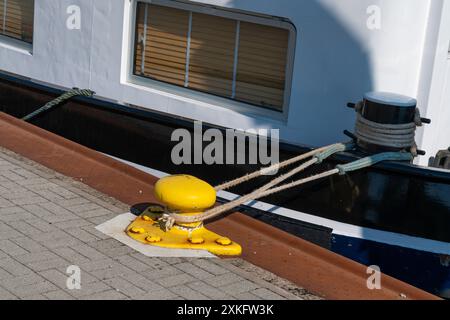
[0,0,34,44]
[132,1,294,112]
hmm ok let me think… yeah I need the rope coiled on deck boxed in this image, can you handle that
[353,101,423,154]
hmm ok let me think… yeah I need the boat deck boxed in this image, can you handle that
[0,146,313,300]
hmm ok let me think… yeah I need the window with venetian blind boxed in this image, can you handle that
[133,2,293,112]
[0,0,34,44]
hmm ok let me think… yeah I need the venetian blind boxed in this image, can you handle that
[0,0,34,44]
[236,22,289,110]
[188,12,236,97]
[135,3,189,86]
[134,2,290,111]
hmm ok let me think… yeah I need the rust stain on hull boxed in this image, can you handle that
[0,112,439,300]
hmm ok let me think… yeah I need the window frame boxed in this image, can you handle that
[127,0,296,120]
[0,0,35,54]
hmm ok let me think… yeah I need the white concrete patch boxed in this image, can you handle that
[95,212,216,258]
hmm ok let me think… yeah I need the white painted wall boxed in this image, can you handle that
[416,0,450,166]
[0,0,443,163]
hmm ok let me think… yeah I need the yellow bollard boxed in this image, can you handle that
[126,175,242,256]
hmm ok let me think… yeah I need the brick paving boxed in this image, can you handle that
[0,147,319,300]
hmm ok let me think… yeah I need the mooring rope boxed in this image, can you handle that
[215,143,346,191]
[157,142,355,230]
[158,148,413,231]
[22,88,95,121]
[259,152,414,198]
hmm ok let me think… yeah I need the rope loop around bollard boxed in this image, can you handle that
[353,104,424,156]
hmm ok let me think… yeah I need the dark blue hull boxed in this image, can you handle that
[332,234,450,298]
